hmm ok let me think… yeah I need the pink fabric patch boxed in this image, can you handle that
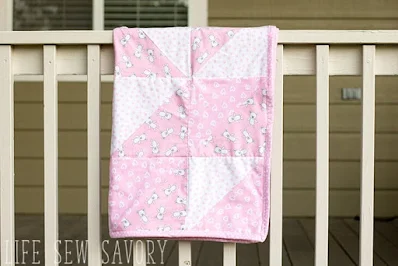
[113,82,191,159]
[109,26,279,243]
[192,164,266,237]
[191,27,239,73]
[109,157,188,232]
[188,77,269,157]
[113,27,186,78]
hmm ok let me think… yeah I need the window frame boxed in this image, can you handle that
[0,0,207,31]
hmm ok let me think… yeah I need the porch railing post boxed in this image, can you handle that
[43,44,59,266]
[359,45,376,266]
[315,44,330,266]
[0,44,15,266]
[87,44,102,266]
[269,44,284,266]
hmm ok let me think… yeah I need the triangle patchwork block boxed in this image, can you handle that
[111,77,187,154]
[143,27,191,77]
[191,27,240,74]
[184,157,261,229]
[194,28,270,78]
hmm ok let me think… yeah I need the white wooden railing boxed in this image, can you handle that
[1,30,397,266]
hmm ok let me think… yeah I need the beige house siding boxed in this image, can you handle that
[14,0,398,216]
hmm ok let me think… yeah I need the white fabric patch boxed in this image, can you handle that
[194,27,269,78]
[143,27,191,77]
[184,157,259,229]
[110,77,186,154]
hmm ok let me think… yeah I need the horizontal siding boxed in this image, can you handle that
[14,77,398,104]
[209,0,398,19]
[283,161,398,189]
[14,159,398,190]
[283,76,398,104]
[13,76,398,216]
[14,103,398,133]
[13,131,398,160]
[14,78,398,133]
[209,19,398,30]
[14,187,398,217]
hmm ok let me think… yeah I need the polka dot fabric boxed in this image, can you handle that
[110,77,188,154]
[191,27,239,74]
[109,26,279,243]
[194,28,271,78]
[191,167,265,237]
[184,157,264,230]
[143,27,191,76]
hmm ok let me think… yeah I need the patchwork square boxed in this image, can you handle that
[109,26,279,243]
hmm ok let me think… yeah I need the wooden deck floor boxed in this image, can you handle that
[10,215,398,265]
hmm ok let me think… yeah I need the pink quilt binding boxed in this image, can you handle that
[108,26,279,243]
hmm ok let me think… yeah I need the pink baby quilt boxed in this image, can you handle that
[108,25,279,243]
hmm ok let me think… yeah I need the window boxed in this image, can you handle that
[13,0,93,30]
[105,0,188,29]
[13,0,188,31]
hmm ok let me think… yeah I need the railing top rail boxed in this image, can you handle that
[0,30,398,45]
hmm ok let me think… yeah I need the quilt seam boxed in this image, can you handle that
[185,29,192,230]
[191,28,242,77]
[142,28,190,77]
